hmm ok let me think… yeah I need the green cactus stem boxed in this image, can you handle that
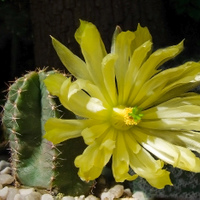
[2,70,93,196]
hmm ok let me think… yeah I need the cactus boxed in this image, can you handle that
[2,69,93,196]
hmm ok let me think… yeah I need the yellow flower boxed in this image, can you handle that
[44,20,200,189]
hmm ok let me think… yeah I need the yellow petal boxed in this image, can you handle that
[176,146,200,172]
[75,129,116,181]
[111,26,122,53]
[140,40,184,83]
[134,128,200,172]
[75,20,107,87]
[75,144,103,181]
[124,131,141,154]
[101,53,118,105]
[134,127,200,153]
[57,77,71,110]
[124,40,152,104]
[44,73,67,96]
[142,161,172,189]
[113,31,135,104]
[143,97,200,119]
[112,132,138,182]
[129,147,172,189]
[129,41,184,105]
[155,94,200,108]
[51,36,91,81]
[69,78,109,107]
[169,130,200,153]
[134,61,200,108]
[81,122,110,145]
[59,78,108,120]
[44,118,91,144]
[132,24,152,51]
[139,118,200,131]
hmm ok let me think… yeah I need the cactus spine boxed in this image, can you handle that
[2,70,92,196]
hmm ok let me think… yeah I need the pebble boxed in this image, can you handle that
[41,194,54,200]
[85,195,99,200]
[0,167,12,175]
[7,188,19,200]
[101,185,124,200]
[132,191,147,200]
[0,161,10,171]
[0,174,14,185]
[14,194,25,200]
[19,188,35,196]
[0,186,8,200]
[62,196,75,200]
[120,198,135,200]
[24,191,41,200]
[123,188,132,197]
[75,195,85,200]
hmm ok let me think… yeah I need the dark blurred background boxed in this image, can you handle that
[1,0,200,100]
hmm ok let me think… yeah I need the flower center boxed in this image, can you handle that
[111,106,143,130]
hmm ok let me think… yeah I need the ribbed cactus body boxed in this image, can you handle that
[2,70,92,195]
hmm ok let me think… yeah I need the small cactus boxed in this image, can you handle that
[2,69,93,196]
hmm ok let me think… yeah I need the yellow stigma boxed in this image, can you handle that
[124,108,140,125]
[124,106,143,126]
[111,106,143,130]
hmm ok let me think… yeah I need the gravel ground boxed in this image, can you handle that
[0,160,147,200]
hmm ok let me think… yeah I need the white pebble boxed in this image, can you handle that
[101,191,114,200]
[109,185,124,198]
[75,195,85,200]
[62,196,75,200]
[123,188,132,197]
[85,194,100,200]
[101,185,124,200]
[0,167,12,175]
[14,194,25,200]
[0,174,14,185]
[19,188,35,196]
[0,186,8,200]
[132,191,146,200]
[7,188,19,200]
[41,194,54,200]
[0,161,10,171]
[24,191,41,200]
